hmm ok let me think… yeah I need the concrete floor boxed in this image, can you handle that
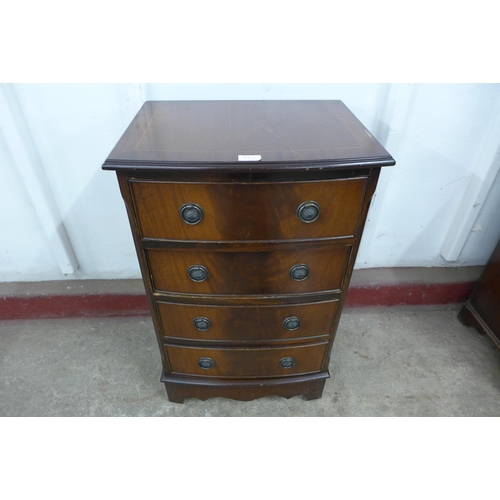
[1,304,500,417]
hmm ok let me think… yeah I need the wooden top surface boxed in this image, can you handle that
[102,100,395,172]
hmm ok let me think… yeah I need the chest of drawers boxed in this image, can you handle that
[102,100,395,403]
[458,236,500,350]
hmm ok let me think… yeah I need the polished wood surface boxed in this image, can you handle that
[165,341,328,378]
[132,178,367,241]
[147,245,350,295]
[103,100,395,402]
[162,372,329,403]
[102,101,395,170]
[157,300,338,342]
[459,237,500,350]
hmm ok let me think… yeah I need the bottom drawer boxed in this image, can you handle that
[165,341,328,378]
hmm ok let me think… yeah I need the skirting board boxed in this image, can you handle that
[0,267,483,320]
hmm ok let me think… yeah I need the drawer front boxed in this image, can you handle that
[147,246,350,295]
[158,300,338,341]
[131,178,366,241]
[165,342,328,378]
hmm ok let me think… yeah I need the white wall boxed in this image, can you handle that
[1,83,499,282]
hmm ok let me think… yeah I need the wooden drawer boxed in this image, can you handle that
[165,341,328,378]
[131,178,366,241]
[147,245,350,295]
[157,300,338,342]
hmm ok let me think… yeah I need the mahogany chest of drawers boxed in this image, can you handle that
[102,100,395,403]
[458,235,500,350]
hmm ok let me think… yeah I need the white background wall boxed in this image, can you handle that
[1,83,500,282]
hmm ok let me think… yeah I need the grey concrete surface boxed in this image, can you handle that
[1,305,500,417]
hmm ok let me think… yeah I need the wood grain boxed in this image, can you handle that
[131,178,366,241]
[147,245,350,295]
[165,341,328,378]
[102,100,394,402]
[102,101,395,169]
[157,299,338,342]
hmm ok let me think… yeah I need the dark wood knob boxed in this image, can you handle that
[180,203,204,225]
[193,317,212,331]
[198,357,215,369]
[188,265,209,282]
[297,201,321,223]
[290,264,309,281]
[279,357,296,368]
[283,316,301,330]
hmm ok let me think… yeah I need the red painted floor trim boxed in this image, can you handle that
[0,294,150,320]
[0,282,475,320]
[344,281,475,307]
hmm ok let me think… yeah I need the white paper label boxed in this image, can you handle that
[238,154,262,161]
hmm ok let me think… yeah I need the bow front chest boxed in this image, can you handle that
[103,100,395,403]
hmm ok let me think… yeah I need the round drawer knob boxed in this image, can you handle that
[198,357,215,369]
[283,316,301,330]
[279,357,296,368]
[297,201,321,223]
[180,203,204,225]
[290,264,309,281]
[193,317,212,331]
[188,265,209,282]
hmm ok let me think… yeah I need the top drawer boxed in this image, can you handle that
[131,178,366,241]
